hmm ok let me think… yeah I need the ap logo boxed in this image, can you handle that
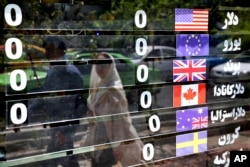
[230,151,250,167]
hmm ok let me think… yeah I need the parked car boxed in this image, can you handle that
[0,44,47,94]
[128,45,177,64]
[210,49,250,82]
[127,46,177,82]
[209,50,250,98]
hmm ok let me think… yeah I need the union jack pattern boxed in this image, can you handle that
[173,59,206,82]
[192,116,208,129]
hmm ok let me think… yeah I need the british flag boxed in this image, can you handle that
[192,116,208,129]
[173,59,206,82]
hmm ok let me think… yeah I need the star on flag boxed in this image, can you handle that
[175,8,208,31]
[176,34,209,57]
[176,107,208,132]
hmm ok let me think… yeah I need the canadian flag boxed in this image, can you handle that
[173,83,206,107]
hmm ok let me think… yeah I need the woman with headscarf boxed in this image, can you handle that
[83,52,143,167]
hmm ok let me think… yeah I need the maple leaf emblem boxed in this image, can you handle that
[183,87,196,102]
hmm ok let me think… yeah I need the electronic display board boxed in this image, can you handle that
[1,0,250,167]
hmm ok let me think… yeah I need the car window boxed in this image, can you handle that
[233,56,250,63]
[232,50,250,63]
[76,55,93,75]
[127,52,142,60]
[162,49,176,57]
[148,49,161,58]
[115,58,132,72]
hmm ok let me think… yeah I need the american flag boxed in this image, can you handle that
[192,116,208,129]
[175,8,208,31]
[173,59,206,82]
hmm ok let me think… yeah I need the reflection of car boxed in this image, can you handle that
[72,51,161,104]
[128,46,178,82]
[209,50,250,97]
[0,44,47,94]
[210,50,250,81]
[128,45,177,64]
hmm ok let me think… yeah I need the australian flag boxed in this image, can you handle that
[176,107,208,132]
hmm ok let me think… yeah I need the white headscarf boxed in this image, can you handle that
[85,53,143,167]
[87,52,128,110]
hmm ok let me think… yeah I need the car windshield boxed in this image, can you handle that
[232,50,250,63]
[127,47,151,60]
[127,52,143,59]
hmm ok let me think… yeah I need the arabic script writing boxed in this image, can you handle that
[224,59,241,75]
[211,107,246,123]
[222,12,239,30]
[222,38,241,52]
[213,148,243,166]
[218,126,240,146]
[214,151,229,167]
[214,83,245,98]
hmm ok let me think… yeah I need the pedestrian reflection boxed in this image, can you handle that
[28,37,86,167]
[81,52,143,166]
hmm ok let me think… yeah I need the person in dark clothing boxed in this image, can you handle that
[28,37,85,167]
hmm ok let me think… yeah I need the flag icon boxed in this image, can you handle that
[175,8,208,31]
[176,107,208,132]
[176,34,209,57]
[173,83,206,107]
[176,131,207,157]
[173,59,206,82]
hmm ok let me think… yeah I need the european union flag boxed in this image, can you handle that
[176,34,209,57]
[176,131,207,157]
